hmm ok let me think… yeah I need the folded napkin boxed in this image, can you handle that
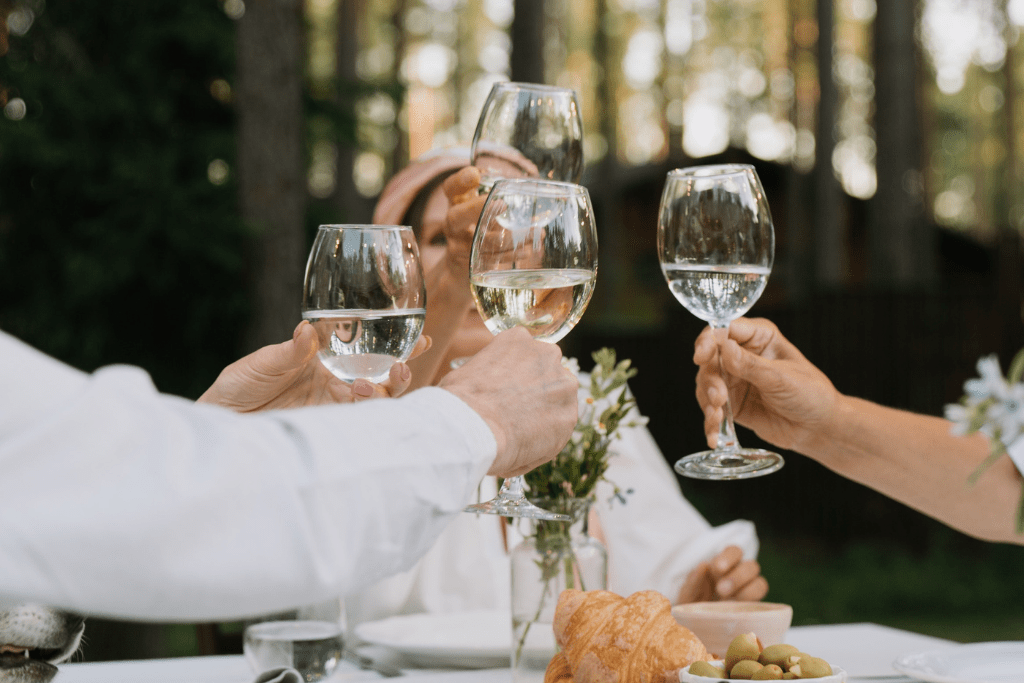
[253,667,304,683]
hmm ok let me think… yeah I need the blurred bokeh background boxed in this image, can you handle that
[1,0,1022,661]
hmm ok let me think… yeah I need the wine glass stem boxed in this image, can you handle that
[499,475,526,498]
[712,322,739,452]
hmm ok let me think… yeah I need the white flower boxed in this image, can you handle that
[964,354,1009,403]
[561,356,581,377]
[989,383,1024,444]
[944,402,975,436]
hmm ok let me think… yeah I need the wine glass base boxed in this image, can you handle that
[464,495,571,521]
[674,448,784,480]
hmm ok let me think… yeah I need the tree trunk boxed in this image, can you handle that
[871,0,934,289]
[511,0,546,83]
[335,0,374,224]
[236,0,307,352]
[814,0,847,290]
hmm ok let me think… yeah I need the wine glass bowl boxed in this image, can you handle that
[302,224,426,384]
[464,178,598,521]
[657,164,783,480]
[471,82,584,190]
[470,179,597,343]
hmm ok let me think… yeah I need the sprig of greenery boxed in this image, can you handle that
[524,348,646,503]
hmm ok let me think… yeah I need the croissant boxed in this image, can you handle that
[543,589,711,683]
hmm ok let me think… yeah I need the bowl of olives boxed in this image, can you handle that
[678,633,847,681]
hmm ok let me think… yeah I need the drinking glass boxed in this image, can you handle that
[657,164,784,480]
[463,178,598,521]
[471,81,584,191]
[302,225,426,384]
[243,620,343,682]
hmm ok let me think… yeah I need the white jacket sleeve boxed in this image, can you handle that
[0,331,495,622]
[594,418,759,601]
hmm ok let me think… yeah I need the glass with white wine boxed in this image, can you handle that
[302,224,426,384]
[471,81,584,192]
[463,178,598,520]
[657,164,784,480]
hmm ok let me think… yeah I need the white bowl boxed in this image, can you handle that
[671,601,793,658]
[679,659,848,682]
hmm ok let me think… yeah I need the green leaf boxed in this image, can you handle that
[1009,347,1024,385]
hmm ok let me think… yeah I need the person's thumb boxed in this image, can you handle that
[251,321,318,376]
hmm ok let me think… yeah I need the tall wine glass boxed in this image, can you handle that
[463,178,598,521]
[657,164,784,480]
[302,224,426,384]
[471,81,584,191]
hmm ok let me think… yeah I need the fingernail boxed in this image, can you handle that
[293,321,306,341]
[716,579,732,595]
[714,558,730,573]
[707,386,718,402]
[401,364,411,381]
[352,381,373,398]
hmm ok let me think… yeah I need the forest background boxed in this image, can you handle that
[0,0,1022,660]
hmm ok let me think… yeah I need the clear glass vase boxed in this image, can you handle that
[509,498,607,682]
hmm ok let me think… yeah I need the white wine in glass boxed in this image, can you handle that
[657,164,784,480]
[463,178,598,521]
[302,225,426,384]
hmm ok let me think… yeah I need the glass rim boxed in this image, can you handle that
[315,223,413,232]
[488,81,578,97]
[667,163,756,179]
[489,177,588,196]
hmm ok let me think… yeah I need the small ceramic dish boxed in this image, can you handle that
[671,601,793,658]
[679,659,848,682]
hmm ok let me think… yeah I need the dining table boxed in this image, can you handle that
[53,621,978,682]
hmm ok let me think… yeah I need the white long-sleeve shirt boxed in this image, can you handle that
[343,376,758,631]
[0,330,495,622]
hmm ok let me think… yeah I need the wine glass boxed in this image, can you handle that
[463,178,598,521]
[302,224,426,384]
[471,81,584,191]
[657,164,784,480]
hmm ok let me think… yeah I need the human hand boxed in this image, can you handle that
[198,321,430,412]
[676,545,768,604]
[438,327,578,477]
[693,317,840,455]
[439,165,488,280]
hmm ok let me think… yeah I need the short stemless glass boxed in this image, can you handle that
[302,225,426,384]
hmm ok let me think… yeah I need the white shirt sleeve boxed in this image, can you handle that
[594,399,759,601]
[0,330,496,622]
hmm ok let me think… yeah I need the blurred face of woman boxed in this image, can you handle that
[418,186,493,363]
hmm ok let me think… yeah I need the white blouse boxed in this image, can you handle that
[343,376,758,632]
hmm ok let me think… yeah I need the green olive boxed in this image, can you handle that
[724,632,762,673]
[759,644,801,669]
[751,664,785,680]
[688,661,726,678]
[730,660,765,680]
[789,655,833,679]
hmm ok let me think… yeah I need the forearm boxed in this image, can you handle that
[808,395,1023,544]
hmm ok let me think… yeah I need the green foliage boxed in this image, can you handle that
[524,348,645,502]
[0,0,248,397]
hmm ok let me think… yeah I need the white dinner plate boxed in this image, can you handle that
[892,641,1024,683]
[354,610,556,669]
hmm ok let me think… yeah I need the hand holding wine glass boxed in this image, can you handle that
[657,164,783,480]
[464,178,598,520]
[302,224,426,385]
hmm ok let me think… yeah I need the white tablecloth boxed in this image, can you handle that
[55,623,955,682]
